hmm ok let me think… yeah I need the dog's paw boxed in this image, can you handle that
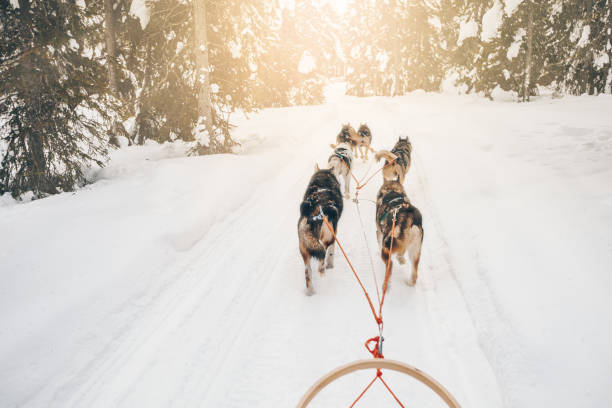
[326,261,334,269]
[344,193,350,199]
[405,277,417,287]
[305,286,315,296]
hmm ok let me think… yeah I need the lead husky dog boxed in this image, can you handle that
[331,123,359,159]
[375,136,412,184]
[328,142,353,198]
[356,124,373,161]
[376,180,423,289]
[298,165,344,295]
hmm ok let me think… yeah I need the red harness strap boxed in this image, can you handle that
[321,207,404,407]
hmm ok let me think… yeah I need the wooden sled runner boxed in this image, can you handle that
[297,358,461,407]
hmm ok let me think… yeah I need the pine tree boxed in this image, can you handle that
[445,0,499,97]
[344,0,379,96]
[258,1,335,106]
[345,0,443,96]
[496,0,559,101]
[0,0,113,198]
[556,0,612,95]
[102,0,131,146]
[193,0,214,145]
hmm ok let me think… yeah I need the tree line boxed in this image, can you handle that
[345,0,611,100]
[1,0,610,199]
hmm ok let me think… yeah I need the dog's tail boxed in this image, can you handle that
[329,143,337,149]
[375,150,398,163]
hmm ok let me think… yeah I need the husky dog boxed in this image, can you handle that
[376,180,423,289]
[375,136,412,184]
[328,143,353,198]
[331,123,359,159]
[298,165,344,295]
[356,124,373,161]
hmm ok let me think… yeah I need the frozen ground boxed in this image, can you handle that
[1,84,611,407]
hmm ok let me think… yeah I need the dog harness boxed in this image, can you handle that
[334,149,351,167]
[306,189,337,223]
[379,196,406,224]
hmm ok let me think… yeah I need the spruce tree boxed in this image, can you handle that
[556,0,612,95]
[445,0,499,97]
[0,0,113,198]
[345,0,443,96]
[496,0,559,101]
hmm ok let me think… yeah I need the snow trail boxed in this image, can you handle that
[3,85,612,407]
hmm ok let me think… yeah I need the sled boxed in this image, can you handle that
[297,358,461,407]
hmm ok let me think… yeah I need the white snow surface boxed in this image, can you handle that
[129,0,150,29]
[507,28,526,61]
[481,1,503,42]
[298,51,316,74]
[457,20,478,46]
[505,0,524,16]
[577,25,591,48]
[2,84,612,407]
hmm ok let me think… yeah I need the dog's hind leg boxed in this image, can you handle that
[317,257,326,276]
[409,253,420,286]
[325,243,335,269]
[343,173,350,198]
[301,247,314,295]
[381,246,393,293]
[406,227,423,286]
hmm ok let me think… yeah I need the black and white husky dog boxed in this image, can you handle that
[327,142,353,198]
[298,165,344,295]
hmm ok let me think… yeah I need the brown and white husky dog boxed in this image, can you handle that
[375,136,412,184]
[331,123,359,159]
[376,180,423,289]
[356,123,373,161]
[298,165,344,295]
[328,142,353,198]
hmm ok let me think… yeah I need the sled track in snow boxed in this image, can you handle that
[411,151,512,407]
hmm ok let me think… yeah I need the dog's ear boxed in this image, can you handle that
[314,163,320,173]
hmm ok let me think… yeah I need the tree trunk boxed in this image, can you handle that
[192,0,213,138]
[104,0,121,146]
[524,3,533,102]
[393,33,400,96]
[104,0,118,96]
[133,42,152,145]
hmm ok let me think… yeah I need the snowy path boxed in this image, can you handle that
[2,85,612,407]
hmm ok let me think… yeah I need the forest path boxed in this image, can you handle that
[2,85,514,408]
[4,85,612,408]
[59,89,504,407]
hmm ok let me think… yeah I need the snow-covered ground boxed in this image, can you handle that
[1,84,611,407]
